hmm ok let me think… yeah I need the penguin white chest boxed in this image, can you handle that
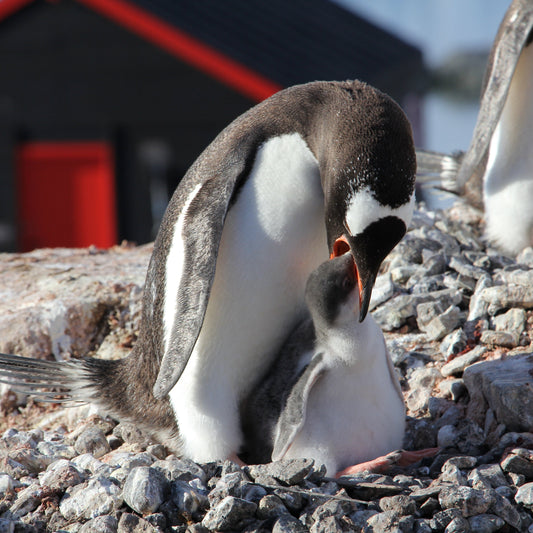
[169,133,328,462]
[484,42,533,254]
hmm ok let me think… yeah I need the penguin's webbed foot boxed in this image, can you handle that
[335,447,439,477]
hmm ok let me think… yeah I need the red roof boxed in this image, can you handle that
[0,0,283,102]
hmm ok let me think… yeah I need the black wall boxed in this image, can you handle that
[0,0,255,249]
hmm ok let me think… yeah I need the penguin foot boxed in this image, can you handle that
[335,447,440,477]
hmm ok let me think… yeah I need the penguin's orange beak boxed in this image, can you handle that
[330,235,363,313]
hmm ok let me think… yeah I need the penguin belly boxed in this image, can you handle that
[484,42,533,254]
[168,133,327,462]
[281,335,405,475]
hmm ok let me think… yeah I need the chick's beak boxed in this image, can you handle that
[330,235,369,322]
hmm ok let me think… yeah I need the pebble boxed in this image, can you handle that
[74,425,111,458]
[463,354,533,431]
[2,203,533,532]
[201,496,257,531]
[440,345,487,377]
[59,475,123,521]
[122,466,168,515]
[516,482,533,509]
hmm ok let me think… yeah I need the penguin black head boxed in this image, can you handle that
[315,81,416,322]
[305,253,359,329]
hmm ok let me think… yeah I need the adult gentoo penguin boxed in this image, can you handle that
[240,253,406,476]
[0,80,416,462]
[416,0,533,255]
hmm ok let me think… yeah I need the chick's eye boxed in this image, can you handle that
[341,275,353,292]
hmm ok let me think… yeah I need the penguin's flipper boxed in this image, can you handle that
[456,0,533,189]
[271,353,326,461]
[152,133,258,399]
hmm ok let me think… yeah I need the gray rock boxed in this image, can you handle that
[439,486,493,517]
[2,428,41,448]
[109,452,155,484]
[429,509,464,531]
[417,301,447,329]
[501,448,533,479]
[477,280,533,316]
[468,464,508,490]
[74,426,111,459]
[309,500,357,533]
[370,273,395,311]
[463,354,533,431]
[373,294,426,330]
[122,466,168,515]
[440,329,467,358]
[152,456,206,483]
[39,459,85,491]
[172,480,208,517]
[146,444,166,460]
[493,307,526,335]
[246,458,314,485]
[201,496,257,531]
[390,265,419,284]
[257,494,289,519]
[6,482,42,518]
[113,422,152,448]
[413,519,432,533]
[409,273,445,294]
[37,440,76,459]
[365,510,403,532]
[489,491,523,530]
[385,338,409,365]
[379,494,416,516]
[72,453,114,477]
[0,519,14,533]
[468,275,493,320]
[0,457,30,479]
[444,456,477,469]
[273,514,308,533]
[439,460,468,486]
[79,515,119,533]
[516,482,533,509]
[59,475,122,521]
[374,288,461,331]
[405,367,441,412]
[273,487,305,514]
[480,330,517,348]
[117,513,158,533]
[444,516,471,533]
[441,345,487,377]
[7,448,54,474]
[449,255,487,280]
[468,514,505,533]
[438,378,466,401]
[421,304,463,341]
[423,252,448,276]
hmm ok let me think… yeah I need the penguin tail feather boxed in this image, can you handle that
[0,352,101,407]
[415,148,464,194]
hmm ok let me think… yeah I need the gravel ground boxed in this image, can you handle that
[1,200,533,532]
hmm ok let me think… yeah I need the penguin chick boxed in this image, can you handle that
[240,254,405,476]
